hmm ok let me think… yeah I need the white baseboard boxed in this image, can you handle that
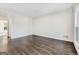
[11,34,73,42]
[33,34,73,42]
[12,34,32,39]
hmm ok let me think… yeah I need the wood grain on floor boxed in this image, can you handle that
[0,35,78,55]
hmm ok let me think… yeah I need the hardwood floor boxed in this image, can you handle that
[0,35,77,55]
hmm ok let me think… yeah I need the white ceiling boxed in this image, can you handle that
[0,3,73,18]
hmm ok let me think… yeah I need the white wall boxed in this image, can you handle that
[33,8,74,42]
[7,8,74,42]
[9,12,32,39]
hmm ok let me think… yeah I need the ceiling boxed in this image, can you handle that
[0,3,73,18]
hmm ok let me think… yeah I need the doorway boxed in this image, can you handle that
[0,19,9,52]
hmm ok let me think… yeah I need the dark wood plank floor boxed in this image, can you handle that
[0,35,77,55]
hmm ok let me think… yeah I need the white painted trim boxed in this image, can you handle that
[12,34,32,39]
[7,15,13,39]
[74,40,79,55]
[73,5,79,54]
[33,34,73,42]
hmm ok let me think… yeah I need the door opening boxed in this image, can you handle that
[0,18,9,52]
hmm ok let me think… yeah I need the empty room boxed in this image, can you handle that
[0,3,79,55]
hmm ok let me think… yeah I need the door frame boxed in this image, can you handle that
[7,15,13,40]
